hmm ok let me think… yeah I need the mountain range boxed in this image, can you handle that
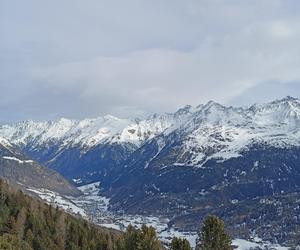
[1,96,300,246]
[2,96,300,181]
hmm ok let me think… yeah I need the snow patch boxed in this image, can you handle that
[233,238,288,250]
[2,156,34,164]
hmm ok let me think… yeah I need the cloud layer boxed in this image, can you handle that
[1,0,300,121]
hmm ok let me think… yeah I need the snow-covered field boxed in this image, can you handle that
[27,182,291,249]
[27,188,87,217]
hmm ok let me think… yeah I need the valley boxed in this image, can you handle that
[27,181,289,249]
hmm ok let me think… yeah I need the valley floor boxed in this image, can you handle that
[28,182,289,250]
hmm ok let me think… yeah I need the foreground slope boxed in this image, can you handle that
[0,179,120,250]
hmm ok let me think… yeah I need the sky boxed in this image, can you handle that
[1,0,300,122]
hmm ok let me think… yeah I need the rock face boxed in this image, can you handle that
[2,96,300,245]
[0,137,81,196]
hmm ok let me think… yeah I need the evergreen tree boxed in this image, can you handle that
[170,237,191,250]
[137,225,161,250]
[116,224,161,250]
[196,215,232,250]
[25,229,34,247]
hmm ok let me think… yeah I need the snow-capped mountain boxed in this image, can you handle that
[1,95,300,184]
[0,114,177,149]
[145,96,300,168]
[0,103,193,183]
[1,96,300,176]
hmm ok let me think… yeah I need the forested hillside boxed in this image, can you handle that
[0,179,120,250]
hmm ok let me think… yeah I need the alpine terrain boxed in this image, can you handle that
[0,137,80,196]
[1,96,300,247]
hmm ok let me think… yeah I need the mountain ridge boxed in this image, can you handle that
[1,96,299,148]
[0,139,81,196]
[1,96,300,183]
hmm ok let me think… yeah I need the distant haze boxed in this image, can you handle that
[1,0,300,122]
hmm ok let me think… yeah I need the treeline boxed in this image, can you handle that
[0,179,232,249]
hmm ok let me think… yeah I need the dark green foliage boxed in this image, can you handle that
[116,224,140,249]
[196,215,232,250]
[0,179,119,250]
[116,224,161,250]
[0,233,32,250]
[138,224,161,250]
[170,237,191,250]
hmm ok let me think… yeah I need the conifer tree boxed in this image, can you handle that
[25,228,34,247]
[170,237,191,250]
[137,225,161,250]
[116,224,140,250]
[196,215,232,250]
[116,224,161,250]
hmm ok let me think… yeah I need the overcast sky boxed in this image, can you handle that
[1,0,300,122]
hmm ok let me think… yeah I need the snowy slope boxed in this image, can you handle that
[0,136,12,148]
[0,116,133,148]
[152,96,300,167]
[0,114,179,149]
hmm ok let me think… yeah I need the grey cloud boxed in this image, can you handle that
[1,0,300,121]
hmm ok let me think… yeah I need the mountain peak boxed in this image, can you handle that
[199,101,227,117]
[271,96,299,105]
[103,114,121,121]
[174,105,193,116]
[203,100,225,110]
